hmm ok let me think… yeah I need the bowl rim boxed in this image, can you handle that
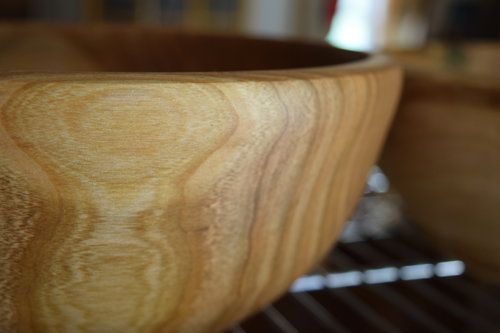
[0,23,398,83]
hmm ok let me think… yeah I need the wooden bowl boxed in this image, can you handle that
[381,43,500,283]
[0,24,401,332]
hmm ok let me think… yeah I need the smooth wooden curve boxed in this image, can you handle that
[381,43,500,283]
[0,24,402,333]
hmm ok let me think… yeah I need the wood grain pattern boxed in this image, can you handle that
[0,25,402,332]
[381,43,500,283]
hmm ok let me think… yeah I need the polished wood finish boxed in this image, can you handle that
[0,24,401,332]
[382,43,500,283]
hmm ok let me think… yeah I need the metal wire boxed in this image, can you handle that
[228,228,500,333]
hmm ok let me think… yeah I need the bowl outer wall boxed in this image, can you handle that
[0,56,402,332]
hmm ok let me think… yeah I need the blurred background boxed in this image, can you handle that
[2,1,499,332]
[1,0,499,50]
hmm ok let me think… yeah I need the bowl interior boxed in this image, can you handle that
[0,25,366,73]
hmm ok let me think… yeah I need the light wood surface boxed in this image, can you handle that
[0,24,402,332]
[382,43,500,283]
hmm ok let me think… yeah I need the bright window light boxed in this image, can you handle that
[326,0,389,51]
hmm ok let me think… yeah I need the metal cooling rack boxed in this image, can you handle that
[226,227,500,333]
